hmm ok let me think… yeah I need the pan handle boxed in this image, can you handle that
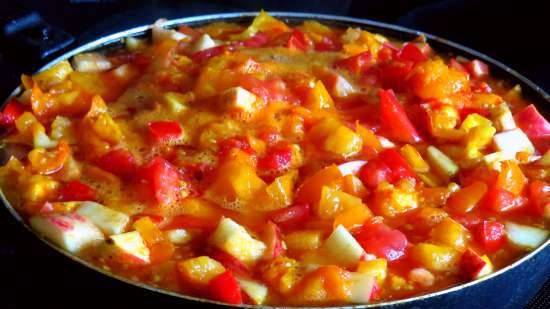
[1,5,75,72]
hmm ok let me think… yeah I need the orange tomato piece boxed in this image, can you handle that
[496,161,527,195]
[295,165,341,204]
[446,181,488,214]
[27,140,70,175]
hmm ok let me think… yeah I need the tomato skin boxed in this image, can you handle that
[0,99,24,127]
[315,36,338,51]
[95,149,137,179]
[529,180,550,216]
[138,156,181,206]
[241,31,270,47]
[218,136,255,157]
[358,159,392,188]
[189,45,225,62]
[58,181,96,202]
[358,149,415,188]
[335,51,372,75]
[286,29,309,51]
[147,120,182,143]
[379,89,422,143]
[397,43,428,63]
[205,270,243,305]
[209,248,251,277]
[475,220,506,253]
[355,222,408,261]
[269,203,310,228]
[258,145,292,173]
[484,186,527,213]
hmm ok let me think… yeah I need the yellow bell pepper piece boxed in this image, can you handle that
[305,81,334,109]
[401,144,430,173]
[411,243,460,272]
[464,125,496,159]
[356,259,388,284]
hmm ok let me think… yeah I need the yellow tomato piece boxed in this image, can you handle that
[356,259,388,284]
[333,204,372,230]
[342,174,368,199]
[177,256,226,286]
[262,257,302,294]
[372,179,419,217]
[496,160,527,195]
[460,113,493,132]
[295,165,342,204]
[356,122,382,156]
[445,181,488,214]
[231,11,289,40]
[305,81,334,109]
[317,185,363,219]
[255,170,298,211]
[429,218,470,250]
[28,141,70,175]
[206,158,266,211]
[409,59,470,102]
[133,216,165,245]
[32,60,73,90]
[285,230,324,251]
[427,104,460,137]
[23,175,60,203]
[411,243,460,272]
[464,125,496,159]
[324,125,363,158]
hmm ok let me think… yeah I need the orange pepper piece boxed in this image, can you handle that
[496,161,527,195]
[446,181,488,214]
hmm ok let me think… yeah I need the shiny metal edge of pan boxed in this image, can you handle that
[1,11,549,309]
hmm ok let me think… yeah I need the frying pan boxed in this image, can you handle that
[1,12,549,309]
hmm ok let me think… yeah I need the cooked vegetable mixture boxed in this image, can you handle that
[1,12,549,306]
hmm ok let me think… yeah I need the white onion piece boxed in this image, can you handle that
[337,160,367,176]
[152,19,188,43]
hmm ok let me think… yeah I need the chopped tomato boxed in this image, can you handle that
[205,270,243,305]
[475,220,506,253]
[358,149,416,188]
[95,149,137,179]
[241,31,270,47]
[137,156,181,206]
[315,36,338,51]
[0,99,24,127]
[377,42,398,63]
[528,180,550,217]
[189,45,225,62]
[358,159,392,188]
[335,51,372,75]
[515,104,550,140]
[397,43,428,63]
[269,203,310,228]
[355,221,408,261]
[286,29,310,51]
[449,58,468,75]
[58,180,96,202]
[484,186,527,213]
[147,120,183,143]
[258,145,292,173]
[379,89,422,143]
[218,136,255,157]
[377,61,414,90]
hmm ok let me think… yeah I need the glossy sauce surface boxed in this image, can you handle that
[0,12,549,306]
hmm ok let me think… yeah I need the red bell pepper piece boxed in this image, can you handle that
[242,31,270,47]
[514,104,550,140]
[379,149,416,180]
[209,248,251,277]
[484,186,527,213]
[379,89,422,143]
[315,36,338,51]
[269,203,310,228]
[205,270,242,305]
[335,51,372,75]
[218,136,255,157]
[465,59,489,79]
[138,156,181,206]
[147,120,183,144]
[0,99,24,127]
[95,149,137,179]
[397,43,428,63]
[528,180,550,217]
[377,42,398,63]
[257,145,292,173]
[449,58,469,75]
[377,61,414,90]
[286,29,309,51]
[475,220,506,253]
[355,221,408,261]
[189,45,225,62]
[58,180,96,202]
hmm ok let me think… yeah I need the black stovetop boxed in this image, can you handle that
[1,1,549,308]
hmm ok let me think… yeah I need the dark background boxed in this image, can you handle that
[1,1,549,308]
